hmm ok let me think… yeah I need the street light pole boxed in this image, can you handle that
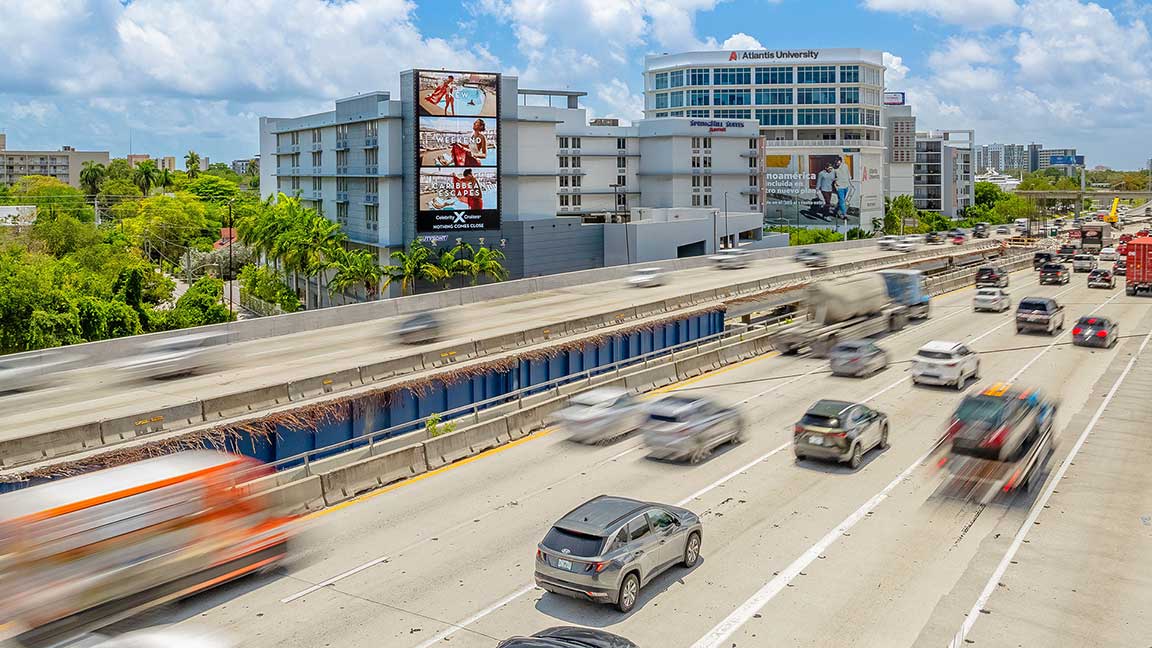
[611,182,630,265]
[723,191,729,248]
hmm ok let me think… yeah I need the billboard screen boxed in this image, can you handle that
[882,91,906,105]
[415,70,501,232]
[763,153,865,229]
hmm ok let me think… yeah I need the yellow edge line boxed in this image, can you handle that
[304,347,781,519]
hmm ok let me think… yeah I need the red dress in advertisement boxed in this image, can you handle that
[425,79,451,104]
[450,142,480,167]
[453,174,483,210]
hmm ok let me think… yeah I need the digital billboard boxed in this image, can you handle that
[415,70,501,233]
[883,91,906,105]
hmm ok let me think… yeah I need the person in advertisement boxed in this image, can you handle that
[424,74,457,115]
[833,157,852,219]
[816,163,836,215]
[453,169,484,210]
[468,119,489,163]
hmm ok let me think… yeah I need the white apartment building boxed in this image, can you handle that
[883,104,915,199]
[915,130,975,218]
[0,134,109,189]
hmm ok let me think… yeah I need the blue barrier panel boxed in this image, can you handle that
[227,429,275,463]
[445,380,473,415]
[311,413,354,461]
[275,422,314,463]
[416,383,448,420]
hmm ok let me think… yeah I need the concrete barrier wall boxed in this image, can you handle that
[319,444,429,505]
[100,401,205,444]
[0,422,104,468]
[422,418,511,469]
[202,384,292,422]
[246,474,326,515]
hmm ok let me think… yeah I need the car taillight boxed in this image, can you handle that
[593,561,610,573]
[1096,330,1108,338]
[537,549,545,562]
[1086,318,1097,324]
[1072,327,1083,335]
[980,425,1010,448]
[794,424,805,434]
[828,431,847,438]
[946,362,958,367]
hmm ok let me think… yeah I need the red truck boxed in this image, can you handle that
[1125,237,1152,296]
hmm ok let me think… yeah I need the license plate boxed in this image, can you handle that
[557,558,573,570]
[808,435,823,445]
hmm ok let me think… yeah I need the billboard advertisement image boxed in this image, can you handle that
[763,153,861,229]
[415,70,501,232]
[418,116,498,167]
[418,71,499,117]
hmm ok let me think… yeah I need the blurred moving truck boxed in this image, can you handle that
[1124,237,1152,296]
[769,270,930,357]
[0,452,297,645]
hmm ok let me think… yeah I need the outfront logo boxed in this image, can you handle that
[729,51,738,61]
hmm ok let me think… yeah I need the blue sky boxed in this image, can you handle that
[1,0,1149,168]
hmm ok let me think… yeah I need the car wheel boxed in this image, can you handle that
[617,572,640,613]
[795,450,805,462]
[879,424,890,450]
[849,443,863,470]
[973,361,980,381]
[682,531,701,568]
[1016,326,1024,334]
[955,373,965,391]
[689,447,707,464]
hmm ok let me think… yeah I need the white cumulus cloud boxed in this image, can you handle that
[864,0,1020,28]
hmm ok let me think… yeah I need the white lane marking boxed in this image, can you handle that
[687,287,1087,648]
[1006,290,1121,383]
[690,444,936,648]
[412,584,538,648]
[948,323,1152,647]
[677,442,791,505]
[280,443,641,603]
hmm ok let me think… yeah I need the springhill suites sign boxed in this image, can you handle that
[728,50,820,61]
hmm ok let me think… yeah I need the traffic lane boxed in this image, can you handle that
[681,288,1150,648]
[0,243,906,432]
[945,307,1152,648]
[157,270,1025,647]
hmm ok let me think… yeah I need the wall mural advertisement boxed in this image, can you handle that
[762,152,882,230]
[415,70,501,232]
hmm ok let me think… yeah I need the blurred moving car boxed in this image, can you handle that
[109,331,225,380]
[1038,262,1069,285]
[877,235,900,250]
[973,287,1011,313]
[0,452,296,644]
[1056,244,1078,261]
[498,627,638,648]
[1086,268,1116,289]
[710,248,751,269]
[911,340,980,390]
[1072,315,1118,348]
[802,249,830,267]
[951,233,967,245]
[828,340,889,377]
[535,495,703,613]
[628,267,665,288]
[975,265,1009,288]
[83,630,235,648]
[641,395,744,463]
[1113,258,1127,275]
[0,349,82,394]
[556,388,644,444]
[893,238,917,253]
[793,399,889,469]
[1016,296,1065,335]
[1071,254,1097,273]
[925,232,944,244]
[794,248,819,263]
[396,312,442,345]
[995,225,1010,235]
[973,222,989,238]
[1098,246,1118,261]
[1032,251,1054,269]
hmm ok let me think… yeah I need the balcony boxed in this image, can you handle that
[311,190,323,200]
[276,144,300,154]
[311,142,323,151]
[336,192,349,203]
[364,194,379,205]
[363,137,378,148]
[763,139,883,148]
[335,139,349,151]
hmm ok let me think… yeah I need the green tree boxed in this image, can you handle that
[120,194,210,262]
[886,195,916,234]
[105,158,133,182]
[79,161,106,196]
[185,175,239,204]
[132,160,161,197]
[157,168,175,193]
[30,215,101,257]
[8,176,93,222]
[460,244,509,285]
[990,194,1037,222]
[97,178,143,207]
[434,244,468,289]
[245,159,259,177]
[159,276,234,329]
[973,182,1006,209]
[184,150,202,178]
[327,247,383,303]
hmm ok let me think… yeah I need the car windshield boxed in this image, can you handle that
[569,391,617,407]
[976,289,1000,297]
[1074,256,1092,261]
[831,343,866,354]
[976,268,998,276]
[917,350,955,360]
[800,412,841,428]
[954,395,1011,427]
[1019,300,1050,311]
[648,411,683,423]
[1089,270,1108,277]
[542,527,604,557]
[1077,316,1109,327]
[1041,264,1063,272]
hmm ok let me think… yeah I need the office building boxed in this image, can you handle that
[1027,143,1042,173]
[232,158,258,175]
[157,156,178,172]
[259,71,768,294]
[883,103,915,199]
[0,134,110,189]
[977,142,1039,173]
[915,129,974,218]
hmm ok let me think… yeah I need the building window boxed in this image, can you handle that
[336,124,348,141]
[365,205,378,231]
[366,177,378,194]
[748,138,757,149]
[560,194,569,207]
[559,136,569,148]
[312,151,322,166]
[336,202,348,226]
[714,89,751,106]
[571,137,581,148]
[617,174,626,186]
[864,109,881,126]
[749,156,757,168]
[749,174,759,186]
[692,175,700,187]
[839,65,860,83]
[655,112,669,117]
[840,87,859,104]
[797,108,836,125]
[617,137,627,149]
[616,192,627,207]
[572,194,582,206]
[617,156,627,168]
[755,88,792,105]
[703,194,712,206]
[687,109,710,117]
[755,108,793,126]
[692,194,701,206]
[312,176,322,191]
[291,177,300,190]
[336,150,349,167]
[688,68,710,86]
[655,93,669,109]
[703,137,712,148]
[311,128,322,142]
[365,148,378,165]
[669,70,685,87]
[572,175,582,187]
[571,156,581,167]
[289,131,300,145]
[559,156,569,168]
[702,175,712,187]
[669,90,684,108]
[703,156,712,168]
[691,137,701,148]
[559,175,569,187]
[748,194,758,208]
[797,65,836,84]
[365,121,378,137]
[797,87,837,104]
[687,89,710,106]
[755,66,793,84]
[715,67,752,85]
[337,177,348,192]
[692,156,701,168]
[655,72,669,89]
[840,108,861,125]
[713,109,751,119]
[863,66,882,86]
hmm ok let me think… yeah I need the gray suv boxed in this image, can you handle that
[535,495,703,613]
[641,395,745,463]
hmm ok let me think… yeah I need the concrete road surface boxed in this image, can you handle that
[97,255,1152,647]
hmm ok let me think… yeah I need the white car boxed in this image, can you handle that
[877,235,900,250]
[1071,255,1097,273]
[555,387,645,444]
[911,340,980,390]
[902,234,925,245]
[627,267,665,288]
[1098,247,1118,261]
[973,287,1011,313]
[893,239,917,253]
[710,248,751,269]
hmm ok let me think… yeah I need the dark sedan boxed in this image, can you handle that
[1038,263,1070,285]
[1072,316,1119,348]
[498,627,638,648]
[1087,269,1115,289]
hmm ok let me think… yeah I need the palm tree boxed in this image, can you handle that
[382,240,441,296]
[245,159,259,177]
[460,245,508,286]
[328,247,382,303]
[157,168,174,193]
[185,150,201,178]
[132,160,160,197]
[79,161,106,196]
[435,244,468,289]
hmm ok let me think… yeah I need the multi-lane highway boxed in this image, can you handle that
[100,248,1152,646]
[0,242,985,453]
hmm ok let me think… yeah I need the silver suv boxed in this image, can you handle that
[641,395,745,463]
[535,495,703,613]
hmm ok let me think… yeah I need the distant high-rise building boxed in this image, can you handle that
[0,137,110,189]
[231,158,258,175]
[127,153,151,167]
[1027,143,1042,173]
[883,104,915,199]
[915,129,974,219]
[1039,148,1079,174]
[157,156,178,172]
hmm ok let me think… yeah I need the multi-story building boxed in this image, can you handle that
[0,134,110,189]
[976,143,1031,173]
[883,104,915,199]
[231,158,258,175]
[1039,148,1079,173]
[914,129,974,218]
[259,72,768,299]
[1027,143,1042,173]
[643,48,889,230]
[126,154,151,167]
[157,156,178,172]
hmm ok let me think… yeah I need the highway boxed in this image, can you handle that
[0,242,981,451]
[100,251,1152,646]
